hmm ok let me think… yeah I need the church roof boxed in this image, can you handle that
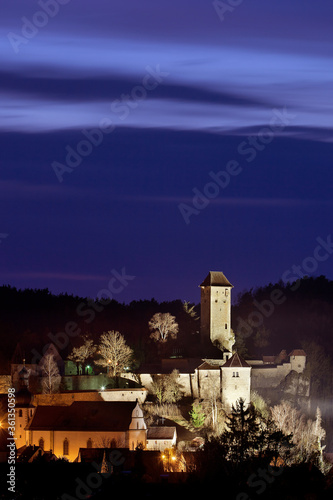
[200,271,233,287]
[26,401,137,432]
[147,427,176,440]
[222,352,250,368]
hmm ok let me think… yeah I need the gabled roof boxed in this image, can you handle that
[222,352,250,368]
[147,427,176,440]
[26,401,137,432]
[200,271,233,287]
[197,361,222,370]
[289,349,306,357]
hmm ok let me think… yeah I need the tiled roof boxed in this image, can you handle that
[262,356,275,363]
[222,352,250,368]
[289,349,306,357]
[26,401,136,432]
[147,427,176,440]
[200,271,233,287]
[197,361,221,370]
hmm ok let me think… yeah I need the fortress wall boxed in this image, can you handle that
[101,389,148,403]
[33,391,103,405]
[197,370,221,399]
[251,363,292,389]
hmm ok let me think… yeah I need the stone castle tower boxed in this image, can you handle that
[221,352,251,412]
[200,271,235,353]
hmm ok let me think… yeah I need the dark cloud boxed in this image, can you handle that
[0,0,333,301]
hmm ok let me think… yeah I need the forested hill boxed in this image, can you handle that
[0,285,200,374]
[231,275,333,360]
[0,275,333,375]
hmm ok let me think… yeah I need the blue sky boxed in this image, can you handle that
[0,0,333,303]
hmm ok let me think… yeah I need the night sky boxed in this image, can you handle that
[1,0,333,304]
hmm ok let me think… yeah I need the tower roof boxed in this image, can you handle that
[200,271,233,288]
[289,349,306,357]
[222,352,250,368]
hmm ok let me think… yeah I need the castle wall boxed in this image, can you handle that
[197,369,221,400]
[250,363,292,389]
[32,388,148,405]
[100,389,148,403]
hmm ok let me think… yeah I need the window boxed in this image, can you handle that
[225,289,229,297]
[18,410,22,417]
[87,438,92,449]
[39,438,44,450]
[232,371,239,377]
[63,438,69,456]
[225,323,228,329]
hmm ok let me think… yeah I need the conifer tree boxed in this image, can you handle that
[222,398,260,464]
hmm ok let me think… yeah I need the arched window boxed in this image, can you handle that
[18,409,23,417]
[39,438,44,450]
[63,438,69,456]
[87,438,92,449]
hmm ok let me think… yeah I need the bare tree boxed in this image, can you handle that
[150,370,182,405]
[270,400,327,470]
[183,301,199,320]
[149,312,179,343]
[40,354,61,394]
[95,331,133,378]
[68,335,96,374]
[201,373,224,433]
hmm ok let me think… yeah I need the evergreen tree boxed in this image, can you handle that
[222,398,260,464]
[189,401,206,428]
